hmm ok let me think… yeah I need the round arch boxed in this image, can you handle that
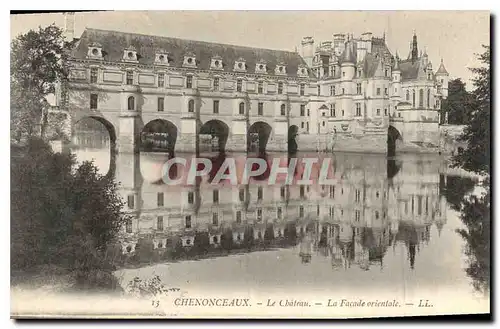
[141,119,178,153]
[387,125,403,157]
[199,119,230,153]
[248,121,272,153]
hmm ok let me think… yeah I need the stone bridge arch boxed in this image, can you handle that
[248,121,273,154]
[199,119,230,154]
[388,125,403,157]
[141,119,178,154]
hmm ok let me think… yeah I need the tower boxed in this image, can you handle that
[435,59,450,98]
[391,54,402,116]
[340,39,356,121]
[301,37,314,68]
[410,32,418,63]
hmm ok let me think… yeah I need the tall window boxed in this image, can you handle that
[277,207,282,219]
[186,76,193,88]
[330,186,335,198]
[427,89,431,108]
[376,87,381,96]
[126,71,133,85]
[239,102,245,115]
[376,108,381,116]
[257,208,263,221]
[158,73,165,87]
[300,186,305,198]
[188,99,195,112]
[280,104,286,116]
[280,186,286,199]
[213,189,219,203]
[419,89,424,108]
[257,186,263,200]
[258,81,263,94]
[187,191,194,204]
[258,102,263,116]
[355,210,361,222]
[306,122,309,132]
[356,103,361,116]
[317,85,321,96]
[212,213,219,226]
[300,83,305,96]
[384,108,388,116]
[185,215,192,229]
[356,83,362,94]
[127,96,135,111]
[157,192,164,207]
[90,68,98,83]
[157,216,164,231]
[412,90,416,108]
[278,82,283,94]
[342,88,345,94]
[384,88,388,95]
[355,189,361,202]
[90,94,98,110]
[213,100,219,114]
[330,85,335,96]
[157,97,164,112]
[385,69,389,77]
[127,195,134,209]
[236,211,242,223]
[239,188,245,201]
[330,103,335,117]
[214,77,220,90]
[236,79,242,92]
[299,205,304,218]
[300,104,305,116]
[406,90,410,101]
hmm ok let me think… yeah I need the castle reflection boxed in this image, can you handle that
[110,150,453,272]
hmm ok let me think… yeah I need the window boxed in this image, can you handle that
[299,205,304,218]
[214,77,220,90]
[375,211,379,220]
[342,71,345,77]
[185,215,192,229]
[322,112,326,117]
[385,69,389,77]
[419,89,424,107]
[280,104,286,116]
[384,108,388,116]
[158,73,165,87]
[427,89,431,108]
[90,94,98,110]
[330,103,336,117]
[186,76,193,88]
[127,195,134,209]
[300,105,305,116]
[258,81,263,94]
[257,186,263,200]
[317,205,320,216]
[356,83,362,94]
[277,207,282,219]
[306,122,309,132]
[317,85,321,96]
[406,90,410,101]
[376,88,381,96]
[355,189,361,202]
[212,213,219,226]
[126,219,132,233]
[239,188,245,201]
[300,186,305,198]
[322,121,325,127]
[187,191,194,204]
[157,216,164,231]
[280,186,286,199]
[236,211,242,223]
[384,88,388,96]
[157,97,164,112]
[329,206,334,218]
[300,84,305,96]
[342,110,345,117]
[278,82,283,94]
[412,90,416,107]
[126,71,133,85]
[213,100,219,114]
[127,96,135,111]
[213,189,219,203]
[376,108,381,116]
[394,87,398,94]
[330,85,335,96]
[157,192,164,207]
[307,109,310,116]
[236,79,242,92]
[301,122,304,128]
[342,88,345,94]
[90,68,98,83]
[355,210,361,222]
[257,208,263,221]
[188,99,195,113]
[356,103,361,116]
[258,102,263,116]
[239,102,245,115]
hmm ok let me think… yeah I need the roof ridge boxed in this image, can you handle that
[83,27,299,55]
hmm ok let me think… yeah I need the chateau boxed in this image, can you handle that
[61,22,450,155]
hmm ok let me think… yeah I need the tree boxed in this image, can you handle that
[11,138,129,289]
[10,24,74,141]
[441,78,473,125]
[452,45,490,176]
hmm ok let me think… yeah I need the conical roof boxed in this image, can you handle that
[436,59,449,75]
[342,40,356,64]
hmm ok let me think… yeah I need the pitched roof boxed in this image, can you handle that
[70,28,313,78]
[399,58,422,81]
[436,59,449,75]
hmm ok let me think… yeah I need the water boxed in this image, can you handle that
[72,142,489,312]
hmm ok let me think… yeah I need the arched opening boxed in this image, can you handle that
[288,125,299,154]
[128,96,135,111]
[248,121,272,153]
[387,125,403,157]
[141,119,177,154]
[199,120,230,154]
[73,116,117,177]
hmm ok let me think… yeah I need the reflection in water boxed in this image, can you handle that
[71,132,489,299]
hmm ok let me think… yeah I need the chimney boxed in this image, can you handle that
[64,12,75,42]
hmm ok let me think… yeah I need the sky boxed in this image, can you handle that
[10,11,490,90]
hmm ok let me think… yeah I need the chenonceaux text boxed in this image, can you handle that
[173,298,251,307]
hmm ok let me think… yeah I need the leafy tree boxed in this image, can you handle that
[452,45,490,176]
[441,78,473,125]
[10,24,74,141]
[11,138,129,289]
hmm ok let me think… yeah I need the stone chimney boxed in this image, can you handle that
[64,12,75,42]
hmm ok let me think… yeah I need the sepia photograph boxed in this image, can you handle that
[9,10,491,319]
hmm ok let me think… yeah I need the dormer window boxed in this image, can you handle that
[234,58,247,72]
[297,65,308,77]
[123,46,138,62]
[275,63,287,75]
[255,60,267,74]
[87,42,103,60]
[155,51,170,65]
[210,56,224,70]
[183,52,197,68]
